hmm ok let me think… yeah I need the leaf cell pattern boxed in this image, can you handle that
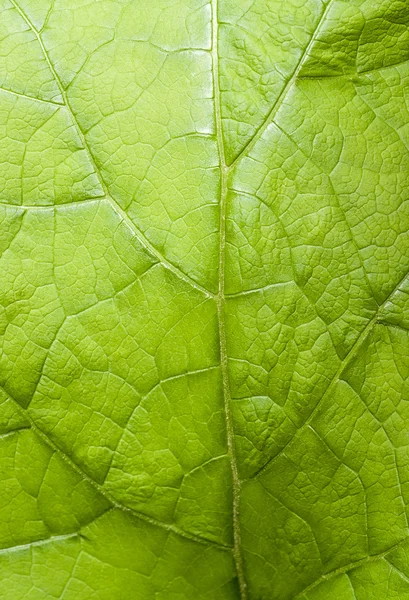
[1,0,409,598]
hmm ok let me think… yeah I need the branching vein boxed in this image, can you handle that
[10,0,214,300]
[211,1,247,597]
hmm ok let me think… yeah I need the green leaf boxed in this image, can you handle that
[1,0,409,598]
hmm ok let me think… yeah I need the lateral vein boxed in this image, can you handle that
[294,535,409,598]
[10,0,214,300]
[0,383,232,552]
[229,0,333,168]
[248,268,409,481]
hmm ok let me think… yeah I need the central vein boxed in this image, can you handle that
[211,1,247,598]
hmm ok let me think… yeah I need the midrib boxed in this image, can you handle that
[211,1,248,598]
[11,2,341,597]
[210,3,335,595]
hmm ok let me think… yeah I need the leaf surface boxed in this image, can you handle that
[1,0,409,598]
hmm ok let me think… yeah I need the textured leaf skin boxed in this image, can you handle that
[0,0,409,598]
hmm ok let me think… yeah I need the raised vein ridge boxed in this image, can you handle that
[211,1,248,598]
[230,0,333,168]
[10,0,214,300]
[1,382,232,551]
[294,535,409,598]
[249,267,409,482]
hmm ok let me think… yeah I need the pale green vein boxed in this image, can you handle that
[249,268,409,481]
[103,362,219,483]
[10,0,214,300]
[0,533,79,557]
[0,427,30,441]
[212,3,338,596]
[211,1,247,598]
[229,0,333,168]
[1,383,232,552]
[0,85,63,106]
[385,558,409,586]
[0,508,115,558]
[297,56,409,79]
[294,535,409,598]
[0,198,105,211]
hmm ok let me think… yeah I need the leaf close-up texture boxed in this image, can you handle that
[1,0,409,598]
